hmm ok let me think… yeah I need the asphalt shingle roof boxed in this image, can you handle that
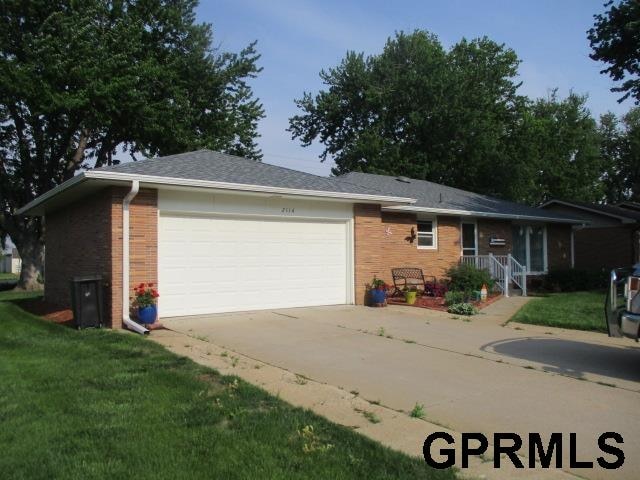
[97,150,389,197]
[550,200,640,222]
[340,172,580,222]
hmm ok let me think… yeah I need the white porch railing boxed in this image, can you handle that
[460,254,527,297]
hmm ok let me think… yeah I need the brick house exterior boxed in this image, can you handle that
[20,151,581,329]
[44,187,157,328]
[542,200,640,271]
[353,204,573,305]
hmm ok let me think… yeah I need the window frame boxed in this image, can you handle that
[512,224,548,275]
[416,218,438,250]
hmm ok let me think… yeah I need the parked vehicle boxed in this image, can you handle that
[606,264,640,341]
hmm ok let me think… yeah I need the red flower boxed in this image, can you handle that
[148,282,154,287]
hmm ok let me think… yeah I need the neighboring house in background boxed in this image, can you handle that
[541,200,640,271]
[18,150,581,329]
[1,248,22,275]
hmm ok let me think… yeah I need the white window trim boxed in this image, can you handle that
[460,220,478,256]
[515,224,548,275]
[417,218,438,250]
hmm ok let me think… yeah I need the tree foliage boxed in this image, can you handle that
[600,107,640,202]
[289,31,605,205]
[0,0,263,288]
[588,0,640,104]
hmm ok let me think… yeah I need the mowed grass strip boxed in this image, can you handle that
[0,297,453,480]
[510,291,607,332]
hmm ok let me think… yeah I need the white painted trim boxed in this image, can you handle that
[540,200,634,224]
[416,217,438,250]
[347,218,355,305]
[16,173,88,215]
[87,171,415,204]
[383,204,584,224]
[18,170,416,215]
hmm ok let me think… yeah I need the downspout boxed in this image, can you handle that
[122,180,149,335]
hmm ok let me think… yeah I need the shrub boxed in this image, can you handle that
[447,303,478,316]
[446,263,494,293]
[543,269,607,292]
[444,290,467,306]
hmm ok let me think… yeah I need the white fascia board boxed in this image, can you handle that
[17,170,416,215]
[383,205,586,224]
[85,171,415,204]
[540,199,635,224]
[16,173,89,215]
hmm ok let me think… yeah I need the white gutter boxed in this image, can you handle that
[85,170,416,204]
[382,205,585,224]
[17,170,416,216]
[122,180,149,335]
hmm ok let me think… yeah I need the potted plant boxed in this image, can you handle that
[404,286,418,305]
[133,282,159,324]
[368,276,388,307]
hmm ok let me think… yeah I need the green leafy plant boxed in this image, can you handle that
[368,276,388,290]
[409,403,425,419]
[446,303,478,316]
[444,290,467,306]
[446,263,494,293]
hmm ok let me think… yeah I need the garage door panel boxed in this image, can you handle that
[159,215,350,317]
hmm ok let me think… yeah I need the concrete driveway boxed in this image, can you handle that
[159,301,640,480]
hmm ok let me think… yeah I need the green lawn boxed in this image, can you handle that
[0,293,452,480]
[509,291,607,332]
[0,272,18,281]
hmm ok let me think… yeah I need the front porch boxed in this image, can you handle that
[461,254,528,297]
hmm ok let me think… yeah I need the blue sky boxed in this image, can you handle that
[201,0,629,176]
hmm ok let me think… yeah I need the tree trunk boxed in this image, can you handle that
[15,237,44,291]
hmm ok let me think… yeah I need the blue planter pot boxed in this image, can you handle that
[138,305,157,324]
[370,288,386,305]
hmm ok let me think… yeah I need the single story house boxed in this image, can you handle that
[19,150,581,329]
[541,200,640,271]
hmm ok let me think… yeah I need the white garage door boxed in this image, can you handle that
[158,214,350,317]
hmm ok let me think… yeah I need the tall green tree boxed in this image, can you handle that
[519,92,603,205]
[289,30,604,205]
[289,31,526,197]
[588,0,640,104]
[600,107,640,201]
[0,0,264,289]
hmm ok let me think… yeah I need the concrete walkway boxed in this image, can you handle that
[151,300,640,480]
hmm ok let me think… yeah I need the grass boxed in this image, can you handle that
[509,291,607,332]
[0,292,452,480]
[0,272,18,281]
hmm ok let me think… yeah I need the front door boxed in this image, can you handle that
[461,222,477,256]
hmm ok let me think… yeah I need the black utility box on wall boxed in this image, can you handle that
[70,275,104,329]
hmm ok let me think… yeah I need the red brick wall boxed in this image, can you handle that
[45,189,113,319]
[353,204,461,304]
[45,187,158,328]
[547,223,572,270]
[109,188,158,328]
[574,226,634,270]
[477,219,513,256]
